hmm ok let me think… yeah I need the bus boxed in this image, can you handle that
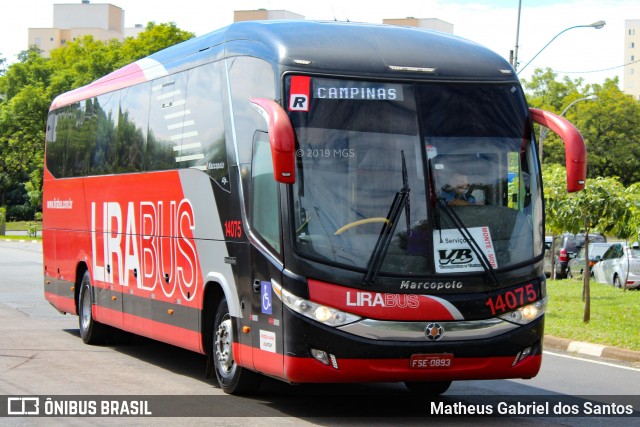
[43,20,586,395]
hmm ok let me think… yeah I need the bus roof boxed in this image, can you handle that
[51,20,516,110]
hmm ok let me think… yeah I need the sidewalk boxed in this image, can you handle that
[545,335,640,364]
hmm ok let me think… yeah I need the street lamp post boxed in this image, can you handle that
[538,95,598,161]
[515,20,606,74]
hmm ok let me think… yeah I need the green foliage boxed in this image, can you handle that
[524,68,640,185]
[117,22,194,66]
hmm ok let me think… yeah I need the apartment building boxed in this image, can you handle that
[28,1,142,57]
[624,19,640,100]
[383,17,453,34]
[234,9,304,22]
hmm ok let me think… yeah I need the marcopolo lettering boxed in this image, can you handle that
[400,280,463,290]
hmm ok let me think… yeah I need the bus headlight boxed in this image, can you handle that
[498,297,547,325]
[272,281,360,327]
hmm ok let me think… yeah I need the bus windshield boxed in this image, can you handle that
[289,76,542,277]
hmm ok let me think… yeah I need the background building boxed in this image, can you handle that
[28,1,142,57]
[382,17,453,34]
[624,19,640,101]
[234,9,304,22]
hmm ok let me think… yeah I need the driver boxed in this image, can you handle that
[439,171,477,206]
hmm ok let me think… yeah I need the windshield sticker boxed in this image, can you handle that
[433,227,498,273]
[289,75,311,112]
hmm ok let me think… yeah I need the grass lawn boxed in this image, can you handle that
[545,278,640,351]
[4,221,42,231]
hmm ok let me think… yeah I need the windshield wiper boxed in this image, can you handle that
[436,198,500,287]
[364,151,410,285]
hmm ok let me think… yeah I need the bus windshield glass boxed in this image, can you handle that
[288,76,542,276]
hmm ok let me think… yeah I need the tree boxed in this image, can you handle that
[48,36,123,97]
[523,68,584,112]
[0,22,194,219]
[542,164,570,278]
[545,169,627,323]
[0,85,48,208]
[578,79,640,186]
[524,69,640,185]
[117,22,194,66]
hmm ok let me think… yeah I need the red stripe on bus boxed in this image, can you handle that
[308,278,459,321]
[44,292,76,315]
[233,342,541,383]
[95,306,204,353]
[234,343,284,379]
[50,62,149,110]
[283,354,541,383]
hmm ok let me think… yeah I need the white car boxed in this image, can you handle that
[591,242,640,290]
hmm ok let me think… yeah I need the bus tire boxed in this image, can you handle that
[77,270,109,345]
[213,297,262,394]
[404,380,452,395]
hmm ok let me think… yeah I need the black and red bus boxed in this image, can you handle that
[43,20,586,395]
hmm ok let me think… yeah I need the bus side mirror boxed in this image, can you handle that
[530,108,586,192]
[250,98,296,184]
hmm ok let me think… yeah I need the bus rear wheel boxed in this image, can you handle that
[404,380,452,395]
[212,297,261,394]
[77,270,110,345]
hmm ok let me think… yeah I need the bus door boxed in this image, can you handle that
[248,131,285,378]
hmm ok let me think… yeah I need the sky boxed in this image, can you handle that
[1,0,639,88]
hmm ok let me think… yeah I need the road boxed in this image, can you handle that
[0,240,639,426]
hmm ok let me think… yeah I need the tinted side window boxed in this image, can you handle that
[182,62,229,189]
[118,83,150,173]
[67,102,91,176]
[227,56,276,164]
[46,110,66,177]
[147,72,189,171]
[564,237,578,252]
[90,92,119,174]
[602,246,616,260]
[251,132,280,253]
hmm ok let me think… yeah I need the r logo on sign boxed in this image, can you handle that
[289,76,311,112]
[289,95,309,111]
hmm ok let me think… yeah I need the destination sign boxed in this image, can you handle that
[313,78,404,101]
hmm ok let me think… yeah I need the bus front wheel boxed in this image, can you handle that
[212,297,262,394]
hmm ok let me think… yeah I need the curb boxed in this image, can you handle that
[544,335,640,364]
[1,238,40,244]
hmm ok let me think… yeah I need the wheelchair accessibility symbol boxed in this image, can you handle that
[261,281,272,315]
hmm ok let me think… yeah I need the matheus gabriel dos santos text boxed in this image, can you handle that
[430,400,635,416]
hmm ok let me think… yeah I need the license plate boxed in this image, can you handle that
[409,354,453,369]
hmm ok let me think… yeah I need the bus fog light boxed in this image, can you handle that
[513,346,532,366]
[329,353,339,369]
[310,348,329,365]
